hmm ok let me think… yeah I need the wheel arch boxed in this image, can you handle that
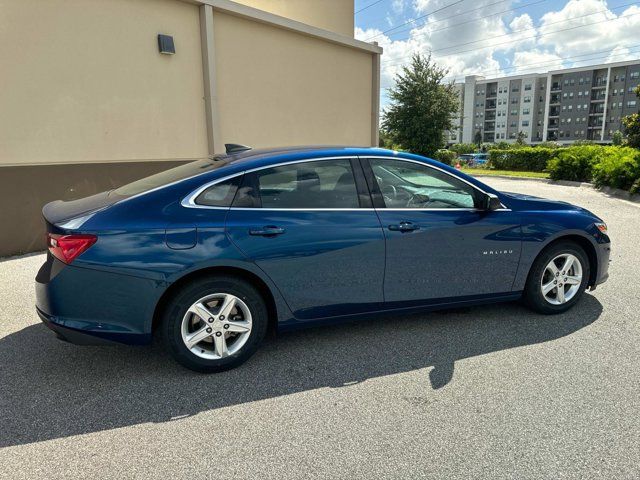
[533,234,599,287]
[151,266,283,336]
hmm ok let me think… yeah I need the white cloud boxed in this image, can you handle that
[356,0,640,107]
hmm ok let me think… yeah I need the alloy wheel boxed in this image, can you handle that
[540,253,583,305]
[181,293,252,360]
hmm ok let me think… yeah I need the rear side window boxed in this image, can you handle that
[246,159,360,209]
[195,176,240,207]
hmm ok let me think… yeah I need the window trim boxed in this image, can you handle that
[182,156,370,211]
[181,156,511,211]
[360,157,495,211]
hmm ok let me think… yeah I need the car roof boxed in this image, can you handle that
[200,146,432,176]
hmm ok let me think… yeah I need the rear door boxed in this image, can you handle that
[225,158,386,320]
[361,157,522,306]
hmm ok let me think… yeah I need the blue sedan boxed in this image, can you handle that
[36,146,611,372]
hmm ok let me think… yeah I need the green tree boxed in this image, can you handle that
[612,130,624,146]
[516,131,527,146]
[622,85,640,148]
[382,54,459,157]
[474,130,483,147]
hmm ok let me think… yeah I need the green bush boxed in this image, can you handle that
[546,145,604,182]
[433,149,457,166]
[449,143,477,155]
[489,147,555,172]
[592,147,640,193]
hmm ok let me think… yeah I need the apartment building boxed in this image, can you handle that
[452,59,640,145]
[0,0,382,256]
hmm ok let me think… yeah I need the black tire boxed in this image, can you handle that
[160,275,268,373]
[523,241,590,315]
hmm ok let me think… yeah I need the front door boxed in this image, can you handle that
[226,158,386,320]
[362,157,522,306]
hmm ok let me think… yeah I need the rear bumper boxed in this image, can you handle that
[35,255,158,345]
[37,307,119,345]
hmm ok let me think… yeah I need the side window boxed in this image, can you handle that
[369,159,480,209]
[245,159,360,209]
[195,176,240,207]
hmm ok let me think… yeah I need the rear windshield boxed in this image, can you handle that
[109,159,229,198]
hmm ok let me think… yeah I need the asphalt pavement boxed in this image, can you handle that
[0,178,638,479]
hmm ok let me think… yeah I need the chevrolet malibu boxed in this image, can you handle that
[36,146,611,372]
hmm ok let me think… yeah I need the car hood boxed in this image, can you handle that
[499,191,595,215]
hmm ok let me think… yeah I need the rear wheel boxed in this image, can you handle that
[524,241,590,314]
[161,276,268,373]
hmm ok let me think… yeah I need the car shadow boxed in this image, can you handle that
[0,295,603,447]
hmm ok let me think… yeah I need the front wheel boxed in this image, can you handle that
[161,276,268,373]
[523,241,590,314]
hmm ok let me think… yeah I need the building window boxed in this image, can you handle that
[524,83,532,91]
[569,92,574,98]
[563,92,568,98]
[567,118,572,124]
[523,108,530,115]
[522,120,530,127]
[564,79,569,86]
[630,72,639,79]
[568,105,573,111]
[628,100,638,108]
[510,109,518,115]
[579,77,584,85]
[512,86,520,92]
[510,122,517,128]
[523,96,531,103]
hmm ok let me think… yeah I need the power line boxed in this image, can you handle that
[382,0,547,41]
[381,6,640,67]
[356,0,389,15]
[360,0,510,34]
[365,0,468,41]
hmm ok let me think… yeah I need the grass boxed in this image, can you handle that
[460,167,550,179]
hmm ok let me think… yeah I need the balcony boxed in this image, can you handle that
[548,118,559,127]
[592,77,608,87]
[485,100,497,110]
[591,92,606,101]
[549,107,560,117]
[550,94,561,104]
[485,112,496,121]
[547,131,558,141]
[486,90,497,99]
[551,83,562,91]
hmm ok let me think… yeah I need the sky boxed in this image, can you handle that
[354,0,640,108]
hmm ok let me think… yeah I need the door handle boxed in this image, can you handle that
[388,221,419,232]
[248,226,286,237]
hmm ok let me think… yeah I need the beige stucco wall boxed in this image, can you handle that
[0,0,208,166]
[212,11,373,149]
[234,0,354,37]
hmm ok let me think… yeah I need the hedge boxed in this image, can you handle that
[433,149,457,166]
[546,145,604,182]
[488,147,555,172]
[592,147,640,194]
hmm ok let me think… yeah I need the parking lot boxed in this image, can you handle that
[1,178,638,479]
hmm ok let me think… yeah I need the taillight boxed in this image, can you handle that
[47,233,97,264]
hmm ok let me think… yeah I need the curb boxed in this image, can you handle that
[473,174,640,205]
[472,174,590,188]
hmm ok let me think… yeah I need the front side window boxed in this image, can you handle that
[246,159,360,209]
[369,159,480,209]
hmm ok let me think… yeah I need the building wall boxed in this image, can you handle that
[0,0,209,166]
[212,11,373,148]
[455,60,640,146]
[235,0,354,37]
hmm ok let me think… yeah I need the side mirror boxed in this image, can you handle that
[483,193,502,211]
